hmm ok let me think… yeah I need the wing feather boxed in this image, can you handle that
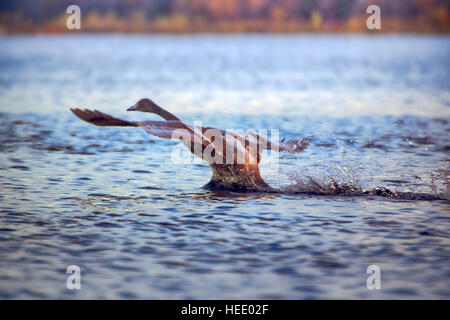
[71,108,138,127]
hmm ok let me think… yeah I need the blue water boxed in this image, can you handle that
[0,35,449,299]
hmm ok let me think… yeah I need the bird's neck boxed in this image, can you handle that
[147,105,180,121]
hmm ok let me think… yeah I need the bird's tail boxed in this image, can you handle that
[70,108,138,127]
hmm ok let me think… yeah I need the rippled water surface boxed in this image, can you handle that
[0,35,449,299]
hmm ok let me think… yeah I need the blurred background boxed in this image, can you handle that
[0,0,449,117]
[0,0,449,34]
[0,0,449,300]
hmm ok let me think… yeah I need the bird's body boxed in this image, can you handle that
[71,99,308,192]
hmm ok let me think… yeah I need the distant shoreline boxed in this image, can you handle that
[1,18,449,35]
[1,1,448,35]
[1,31,449,36]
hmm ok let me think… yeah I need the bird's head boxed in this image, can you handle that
[127,98,159,112]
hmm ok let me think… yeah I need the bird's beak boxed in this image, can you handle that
[127,105,136,111]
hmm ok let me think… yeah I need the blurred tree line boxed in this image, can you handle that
[0,0,448,33]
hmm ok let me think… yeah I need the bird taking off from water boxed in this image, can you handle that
[70,98,309,192]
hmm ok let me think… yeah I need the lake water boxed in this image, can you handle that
[0,35,449,299]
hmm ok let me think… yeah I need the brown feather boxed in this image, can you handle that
[70,108,138,127]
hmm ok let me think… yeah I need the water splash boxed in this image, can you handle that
[273,133,449,201]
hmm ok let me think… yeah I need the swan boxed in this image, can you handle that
[70,100,308,191]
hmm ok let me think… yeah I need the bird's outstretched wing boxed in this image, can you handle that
[272,137,309,153]
[71,109,308,166]
[227,131,309,154]
[138,120,196,139]
[70,108,138,127]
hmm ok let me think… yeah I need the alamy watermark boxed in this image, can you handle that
[366,265,381,290]
[167,123,282,167]
[66,265,81,290]
[366,5,381,30]
[66,5,81,30]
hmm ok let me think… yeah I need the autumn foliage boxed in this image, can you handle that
[0,0,448,34]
